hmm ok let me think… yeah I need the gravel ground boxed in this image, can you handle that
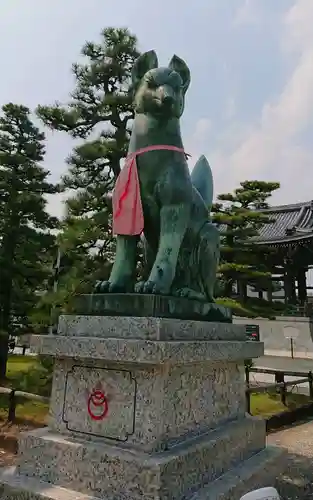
[268,420,313,499]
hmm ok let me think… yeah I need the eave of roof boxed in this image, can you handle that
[217,200,313,245]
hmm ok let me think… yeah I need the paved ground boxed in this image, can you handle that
[268,420,313,499]
[256,354,313,497]
[258,356,313,372]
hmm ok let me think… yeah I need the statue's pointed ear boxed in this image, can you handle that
[131,50,158,88]
[169,55,191,94]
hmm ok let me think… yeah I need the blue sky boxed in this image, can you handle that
[1,0,312,217]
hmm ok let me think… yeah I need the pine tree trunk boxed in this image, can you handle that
[0,230,16,379]
[0,332,9,380]
[238,280,247,301]
[0,280,12,379]
[224,279,233,297]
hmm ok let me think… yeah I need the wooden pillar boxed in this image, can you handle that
[291,275,297,303]
[283,270,290,304]
[237,280,247,301]
[297,268,307,305]
[267,280,273,302]
[284,261,297,304]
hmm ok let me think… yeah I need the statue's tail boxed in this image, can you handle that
[191,155,214,211]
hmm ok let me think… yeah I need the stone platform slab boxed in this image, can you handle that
[31,335,263,365]
[72,293,232,323]
[192,446,284,500]
[0,446,283,500]
[57,315,245,341]
[16,416,265,499]
[0,467,99,500]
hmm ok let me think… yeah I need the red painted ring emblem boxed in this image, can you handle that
[87,389,108,420]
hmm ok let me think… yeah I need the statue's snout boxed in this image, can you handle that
[158,85,175,106]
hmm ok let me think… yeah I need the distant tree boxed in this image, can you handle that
[36,27,141,304]
[212,180,281,317]
[0,103,58,378]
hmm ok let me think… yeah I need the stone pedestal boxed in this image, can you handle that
[0,313,282,499]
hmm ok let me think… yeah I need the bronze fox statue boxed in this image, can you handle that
[95,50,220,302]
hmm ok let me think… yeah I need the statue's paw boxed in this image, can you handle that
[134,281,145,293]
[173,288,190,298]
[144,280,159,294]
[135,280,169,295]
[94,280,128,293]
[94,280,110,293]
[108,282,127,293]
[172,288,206,301]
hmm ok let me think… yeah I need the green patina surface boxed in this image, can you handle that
[95,50,220,307]
[73,294,232,323]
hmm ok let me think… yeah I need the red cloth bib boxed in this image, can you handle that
[112,145,187,236]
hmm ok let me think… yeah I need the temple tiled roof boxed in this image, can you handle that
[218,201,313,245]
[255,201,313,244]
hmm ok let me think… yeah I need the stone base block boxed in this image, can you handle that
[0,446,283,500]
[191,446,284,500]
[0,467,98,500]
[15,416,265,500]
[57,315,245,341]
[48,357,249,452]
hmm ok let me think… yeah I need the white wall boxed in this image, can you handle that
[234,316,313,358]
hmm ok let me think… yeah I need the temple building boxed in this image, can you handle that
[250,201,313,307]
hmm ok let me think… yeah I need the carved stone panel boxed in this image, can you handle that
[63,365,136,441]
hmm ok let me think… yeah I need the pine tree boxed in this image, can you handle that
[212,180,281,317]
[36,28,140,301]
[0,103,58,378]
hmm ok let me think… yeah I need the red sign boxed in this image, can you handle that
[87,389,108,421]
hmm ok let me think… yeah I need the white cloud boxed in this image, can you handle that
[47,193,67,220]
[283,0,313,54]
[206,0,313,203]
[192,118,212,140]
[223,97,236,121]
[233,0,261,26]
[185,118,212,168]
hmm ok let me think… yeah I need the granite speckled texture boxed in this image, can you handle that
[15,417,266,500]
[63,366,136,441]
[30,335,263,365]
[72,294,232,323]
[47,358,247,452]
[0,467,99,500]
[191,446,284,500]
[0,316,282,499]
[0,446,283,500]
[57,315,245,341]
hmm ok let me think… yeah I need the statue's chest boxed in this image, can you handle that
[135,155,164,219]
[136,153,167,193]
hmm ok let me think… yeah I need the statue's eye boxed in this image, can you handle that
[145,77,156,88]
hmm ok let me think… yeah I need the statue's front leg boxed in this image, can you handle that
[95,235,138,293]
[138,203,189,295]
